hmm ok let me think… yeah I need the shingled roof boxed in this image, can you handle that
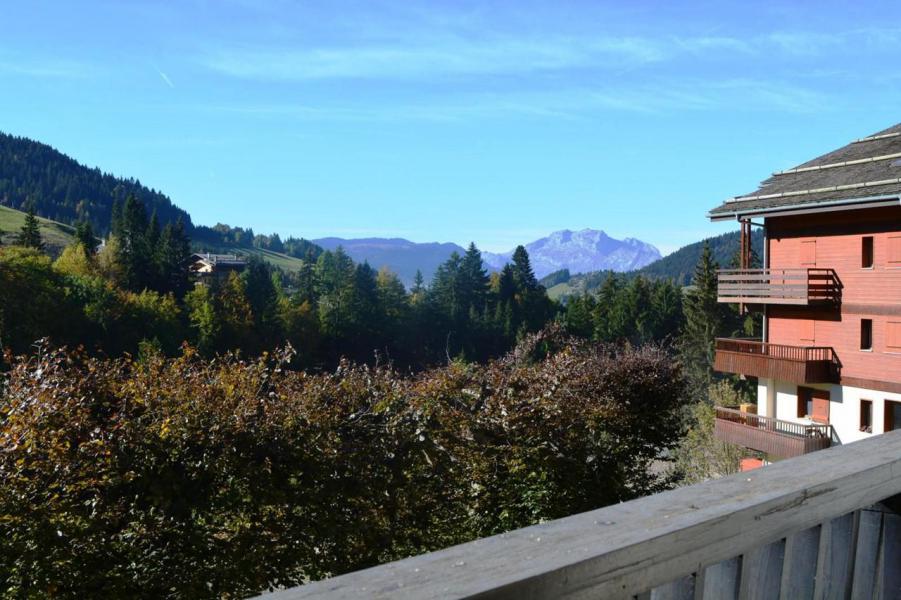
[709,123,901,220]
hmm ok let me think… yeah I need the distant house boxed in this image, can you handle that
[187,252,247,284]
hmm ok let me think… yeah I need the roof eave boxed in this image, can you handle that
[707,194,901,222]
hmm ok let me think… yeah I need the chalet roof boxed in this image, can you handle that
[709,123,901,220]
[190,252,247,267]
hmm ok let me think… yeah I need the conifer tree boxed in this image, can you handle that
[460,242,490,315]
[16,207,43,250]
[680,242,729,403]
[157,218,191,295]
[243,257,281,348]
[75,221,96,255]
[511,245,537,291]
[146,210,161,250]
[115,195,153,290]
[411,270,425,298]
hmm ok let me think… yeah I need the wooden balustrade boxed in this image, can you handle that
[717,268,840,305]
[713,338,839,384]
[714,406,832,458]
[258,431,901,599]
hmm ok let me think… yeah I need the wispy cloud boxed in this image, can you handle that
[199,35,665,81]
[154,66,175,88]
[196,25,901,83]
[0,56,96,79]
[204,77,828,124]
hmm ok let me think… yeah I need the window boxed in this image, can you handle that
[862,236,874,268]
[861,319,873,351]
[885,400,901,432]
[860,400,873,433]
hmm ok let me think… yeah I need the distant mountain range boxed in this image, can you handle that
[313,237,466,286]
[542,229,764,300]
[483,229,660,279]
[312,230,660,286]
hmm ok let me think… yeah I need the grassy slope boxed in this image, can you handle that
[192,243,309,273]
[0,205,76,253]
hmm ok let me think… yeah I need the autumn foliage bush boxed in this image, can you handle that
[0,326,687,598]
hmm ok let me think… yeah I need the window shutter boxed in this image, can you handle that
[799,319,815,344]
[811,390,830,424]
[800,240,816,265]
[889,235,901,264]
[888,321,901,350]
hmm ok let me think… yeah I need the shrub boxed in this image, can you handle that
[0,327,687,598]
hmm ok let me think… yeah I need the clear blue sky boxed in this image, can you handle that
[2,1,900,254]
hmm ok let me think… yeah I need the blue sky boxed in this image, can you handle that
[2,1,901,254]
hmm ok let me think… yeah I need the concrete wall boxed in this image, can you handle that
[757,379,901,446]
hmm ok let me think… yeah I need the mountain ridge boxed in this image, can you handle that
[483,228,661,278]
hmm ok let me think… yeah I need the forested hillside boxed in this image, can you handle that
[0,132,191,233]
[637,229,763,284]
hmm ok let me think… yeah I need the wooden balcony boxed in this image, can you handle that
[717,268,840,305]
[714,338,839,384]
[263,431,901,599]
[714,406,832,459]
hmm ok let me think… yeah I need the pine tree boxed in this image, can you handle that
[16,207,44,250]
[460,242,490,314]
[243,257,281,348]
[411,270,425,299]
[157,218,191,295]
[680,242,730,403]
[75,221,96,254]
[146,210,161,250]
[116,195,153,290]
[511,245,537,291]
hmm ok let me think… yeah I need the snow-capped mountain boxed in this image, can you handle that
[482,229,661,278]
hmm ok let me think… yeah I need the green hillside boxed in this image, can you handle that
[0,205,76,253]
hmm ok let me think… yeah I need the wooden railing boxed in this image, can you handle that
[714,338,839,384]
[717,268,840,305]
[258,431,901,599]
[714,406,832,458]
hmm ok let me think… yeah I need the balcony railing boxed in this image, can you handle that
[714,338,839,384]
[717,268,840,305]
[714,406,832,459]
[259,431,901,599]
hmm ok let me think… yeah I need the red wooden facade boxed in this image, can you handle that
[766,206,901,390]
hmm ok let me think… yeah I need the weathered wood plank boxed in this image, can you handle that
[780,525,820,600]
[697,558,740,600]
[649,575,694,600]
[877,512,901,600]
[739,539,784,600]
[850,508,883,599]
[260,432,901,600]
[814,512,857,600]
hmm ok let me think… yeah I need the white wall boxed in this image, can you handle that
[756,379,901,446]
